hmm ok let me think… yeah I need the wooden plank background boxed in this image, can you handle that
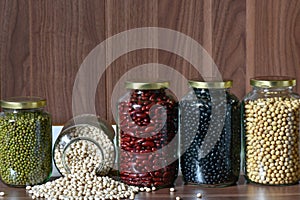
[0,0,299,125]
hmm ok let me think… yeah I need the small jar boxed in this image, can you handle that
[117,81,179,188]
[180,80,240,187]
[0,97,52,187]
[53,114,116,176]
[242,76,300,185]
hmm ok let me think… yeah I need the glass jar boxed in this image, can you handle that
[0,97,52,187]
[180,80,240,187]
[117,81,179,188]
[242,76,300,185]
[53,114,116,176]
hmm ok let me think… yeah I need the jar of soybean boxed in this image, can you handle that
[242,76,300,185]
[0,97,52,187]
[53,114,116,176]
[180,80,241,187]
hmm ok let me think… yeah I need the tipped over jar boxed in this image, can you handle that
[180,80,241,187]
[53,114,116,177]
[242,77,300,185]
[117,81,179,188]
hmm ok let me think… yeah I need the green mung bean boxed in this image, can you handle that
[0,110,52,186]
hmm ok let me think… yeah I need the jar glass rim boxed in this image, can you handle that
[125,81,169,90]
[250,76,296,88]
[0,96,46,109]
[62,114,115,141]
[188,80,233,89]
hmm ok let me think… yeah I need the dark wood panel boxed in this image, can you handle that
[158,0,205,79]
[246,0,300,93]
[29,0,106,124]
[0,0,31,98]
[212,0,246,99]
[158,0,205,100]
[105,0,159,123]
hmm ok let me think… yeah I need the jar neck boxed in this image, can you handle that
[129,88,167,97]
[192,87,230,91]
[252,86,293,94]
[2,107,44,112]
[192,87,230,96]
[130,88,166,93]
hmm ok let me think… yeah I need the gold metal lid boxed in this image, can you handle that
[188,80,233,89]
[250,76,296,88]
[125,81,169,90]
[0,96,47,109]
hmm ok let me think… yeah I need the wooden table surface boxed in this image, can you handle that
[0,176,299,200]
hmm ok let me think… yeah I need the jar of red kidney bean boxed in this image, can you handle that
[180,80,241,187]
[117,81,179,188]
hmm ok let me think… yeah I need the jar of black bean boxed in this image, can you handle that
[53,114,116,176]
[242,76,300,185]
[0,97,52,187]
[180,80,240,187]
[117,81,179,188]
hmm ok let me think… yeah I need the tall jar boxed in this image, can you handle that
[117,81,179,188]
[180,80,240,187]
[242,76,300,185]
[53,114,116,176]
[0,97,52,187]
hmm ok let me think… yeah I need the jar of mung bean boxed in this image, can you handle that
[0,97,52,187]
[180,80,241,187]
[242,76,300,185]
[117,81,179,188]
[53,114,116,176]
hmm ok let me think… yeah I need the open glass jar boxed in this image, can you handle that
[180,80,241,187]
[53,114,116,176]
[242,76,300,185]
[117,81,179,188]
[0,97,52,187]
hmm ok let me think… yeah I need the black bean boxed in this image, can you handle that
[180,88,240,186]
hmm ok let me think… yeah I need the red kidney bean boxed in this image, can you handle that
[163,171,171,178]
[153,178,162,182]
[149,94,156,101]
[127,173,138,178]
[141,141,155,147]
[145,126,156,133]
[136,112,146,118]
[122,137,131,142]
[118,88,179,188]
[135,138,144,144]
[154,171,162,177]
[138,173,150,178]
[141,97,148,101]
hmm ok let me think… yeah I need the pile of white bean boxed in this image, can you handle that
[26,171,152,199]
[54,125,115,176]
